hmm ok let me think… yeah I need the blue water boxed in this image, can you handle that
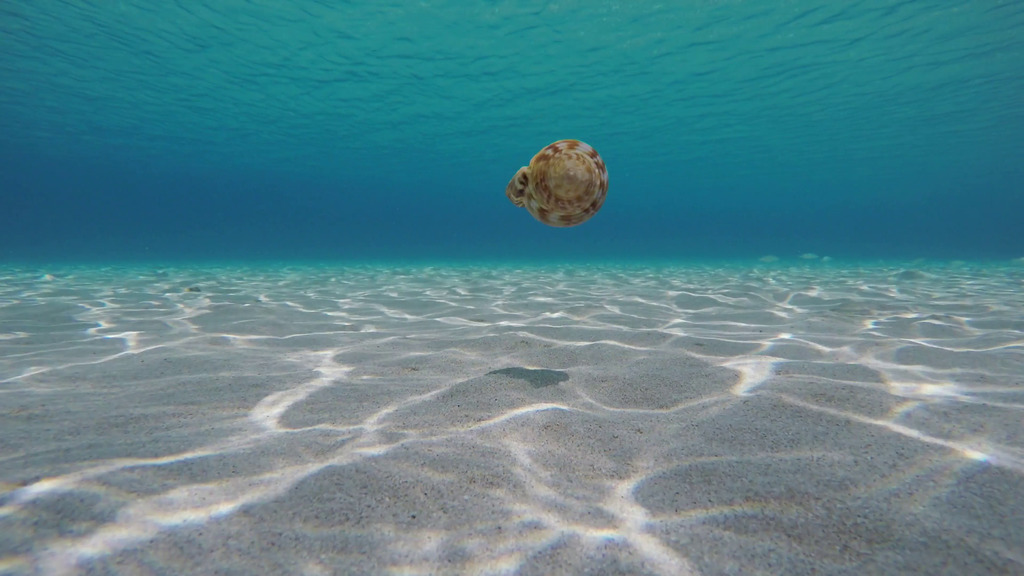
[1,1,1022,264]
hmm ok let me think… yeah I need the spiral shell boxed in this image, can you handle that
[505,139,608,227]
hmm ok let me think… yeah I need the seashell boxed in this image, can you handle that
[506,139,608,227]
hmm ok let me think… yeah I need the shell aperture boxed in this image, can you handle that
[505,139,608,227]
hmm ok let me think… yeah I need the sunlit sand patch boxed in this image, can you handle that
[888,380,964,400]
[461,403,572,431]
[724,356,779,395]
[1,444,234,515]
[489,449,698,574]
[776,393,1018,472]
[249,350,352,432]
[576,388,730,415]
[16,382,455,572]
[35,463,326,576]
[603,476,699,575]
[1,263,1022,574]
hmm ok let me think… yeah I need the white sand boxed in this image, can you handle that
[1,262,1022,575]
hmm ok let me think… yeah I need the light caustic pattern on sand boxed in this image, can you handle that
[1,263,1023,575]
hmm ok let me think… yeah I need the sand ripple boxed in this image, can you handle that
[1,263,1022,575]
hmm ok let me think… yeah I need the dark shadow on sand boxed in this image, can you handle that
[487,367,569,388]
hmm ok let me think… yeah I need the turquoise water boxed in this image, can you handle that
[4,5,1024,572]
[1,1,1023,262]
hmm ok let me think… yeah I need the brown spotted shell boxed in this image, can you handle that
[506,139,608,227]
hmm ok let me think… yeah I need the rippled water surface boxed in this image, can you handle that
[2,1,1023,259]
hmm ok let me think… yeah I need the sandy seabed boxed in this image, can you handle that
[1,262,1022,575]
